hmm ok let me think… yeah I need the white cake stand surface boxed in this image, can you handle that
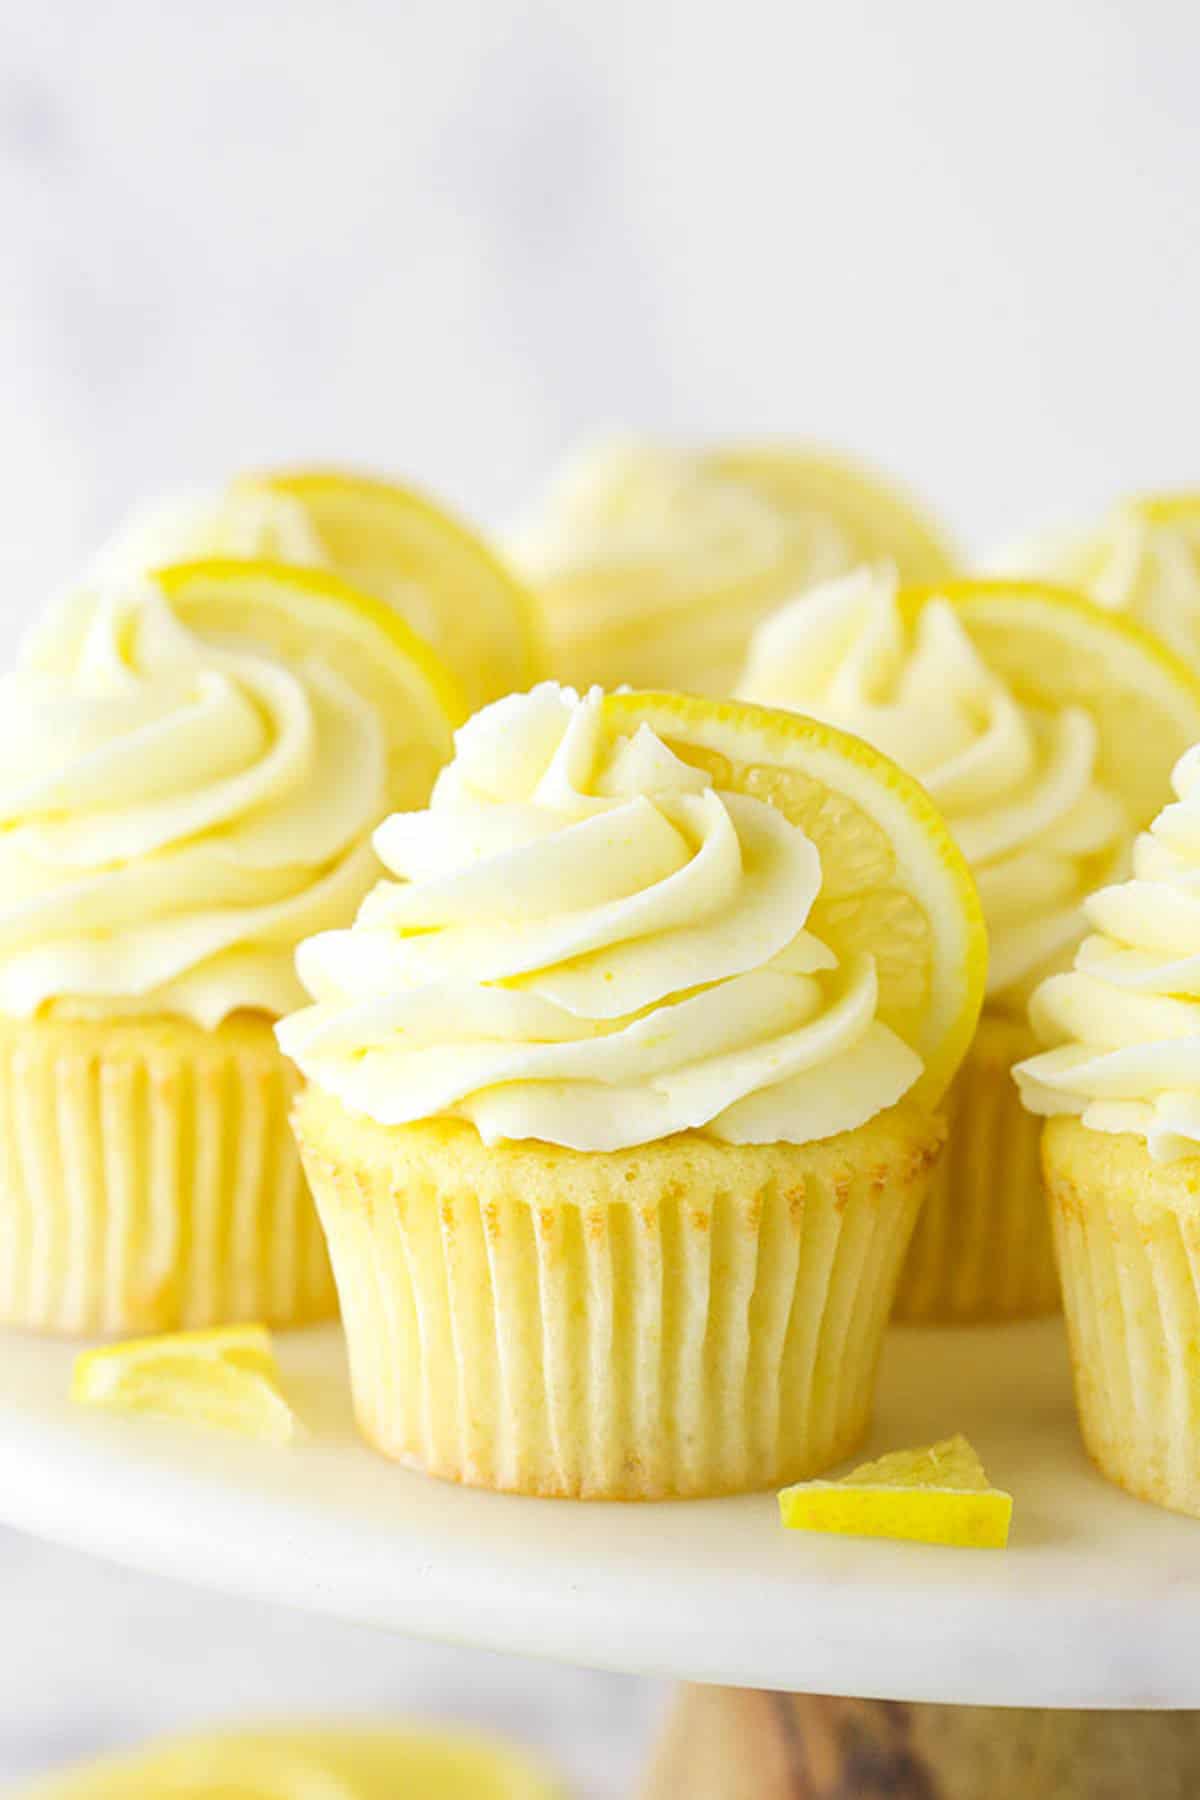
[1,1317,1196,1711]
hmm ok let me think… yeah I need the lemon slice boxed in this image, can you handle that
[512,439,957,694]
[992,492,1200,669]
[601,691,986,1105]
[237,468,544,711]
[779,1434,1012,1548]
[14,1724,564,1799]
[71,1324,296,1445]
[155,558,464,810]
[898,578,1200,831]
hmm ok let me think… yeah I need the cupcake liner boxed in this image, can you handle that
[1045,1116,1200,1519]
[294,1091,945,1499]
[893,1010,1057,1323]
[0,1015,336,1336]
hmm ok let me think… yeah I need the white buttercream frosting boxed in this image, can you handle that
[277,682,923,1151]
[0,577,390,1028]
[738,566,1128,1006]
[1015,744,1200,1160]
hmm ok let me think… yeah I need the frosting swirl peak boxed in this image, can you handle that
[738,567,1128,1006]
[278,683,922,1151]
[1016,744,1200,1160]
[0,577,389,1027]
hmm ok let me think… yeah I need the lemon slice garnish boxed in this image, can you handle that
[14,1724,565,1799]
[512,439,957,694]
[779,1434,1013,1548]
[155,558,464,810]
[238,468,544,711]
[71,1324,296,1446]
[898,578,1200,832]
[602,691,986,1106]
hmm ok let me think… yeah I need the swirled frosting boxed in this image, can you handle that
[993,501,1200,667]
[1015,744,1200,1160]
[0,578,389,1027]
[505,441,851,692]
[738,566,1129,1007]
[277,682,923,1151]
[89,487,326,585]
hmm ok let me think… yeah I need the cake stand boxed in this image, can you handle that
[3,1317,1200,1796]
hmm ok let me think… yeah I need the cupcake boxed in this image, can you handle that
[90,466,542,711]
[1016,744,1200,1517]
[0,558,460,1335]
[738,566,1200,1320]
[992,491,1200,667]
[506,439,956,694]
[279,682,985,1498]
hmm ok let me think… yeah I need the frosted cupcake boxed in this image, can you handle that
[279,681,985,1498]
[90,467,541,712]
[506,439,955,694]
[993,492,1200,667]
[1016,745,1200,1516]
[739,566,1200,1319]
[0,559,459,1334]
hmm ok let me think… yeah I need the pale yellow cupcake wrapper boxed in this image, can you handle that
[294,1091,944,1500]
[893,1010,1057,1324]
[0,1015,336,1336]
[1045,1116,1200,1519]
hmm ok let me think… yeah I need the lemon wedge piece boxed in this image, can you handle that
[779,1434,1012,1548]
[601,691,986,1107]
[511,439,957,694]
[238,468,544,711]
[898,578,1200,832]
[71,1324,296,1446]
[154,558,464,810]
[15,1724,565,1799]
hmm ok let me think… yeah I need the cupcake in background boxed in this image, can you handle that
[738,565,1200,1320]
[91,467,542,711]
[505,438,956,695]
[0,558,461,1335]
[1016,745,1200,1518]
[279,681,985,1498]
[14,1722,564,1799]
[991,492,1200,668]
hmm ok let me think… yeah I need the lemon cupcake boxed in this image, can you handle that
[0,559,460,1335]
[1016,744,1200,1517]
[279,682,984,1498]
[91,466,542,711]
[992,491,1200,668]
[739,567,1200,1320]
[506,439,956,694]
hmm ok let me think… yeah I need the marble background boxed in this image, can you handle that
[2,1,1199,1791]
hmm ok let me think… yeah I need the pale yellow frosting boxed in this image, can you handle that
[1016,744,1200,1160]
[738,566,1128,1006]
[88,487,325,584]
[278,682,922,1151]
[0,579,388,1027]
[993,502,1200,666]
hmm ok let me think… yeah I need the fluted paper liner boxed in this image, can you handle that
[1045,1116,1200,1519]
[0,1014,335,1336]
[294,1091,944,1499]
[894,1010,1056,1323]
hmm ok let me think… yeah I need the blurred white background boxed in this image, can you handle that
[1,0,1198,1791]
